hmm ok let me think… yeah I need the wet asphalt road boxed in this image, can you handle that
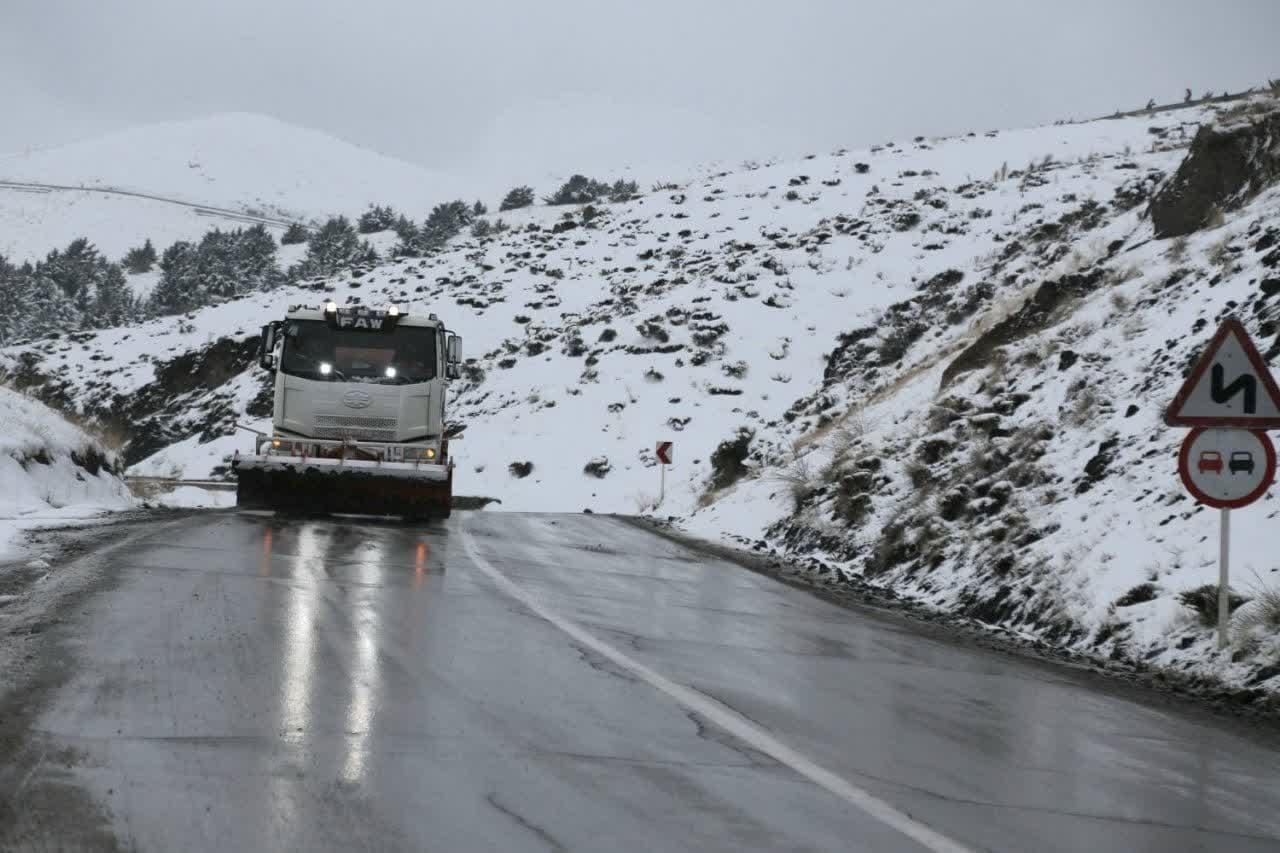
[3,511,1280,852]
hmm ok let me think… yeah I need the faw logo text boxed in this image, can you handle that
[337,315,386,330]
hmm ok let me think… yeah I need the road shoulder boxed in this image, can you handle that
[0,509,204,848]
[617,514,1280,733]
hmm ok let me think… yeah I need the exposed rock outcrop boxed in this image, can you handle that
[1149,104,1280,237]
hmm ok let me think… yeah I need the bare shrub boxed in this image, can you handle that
[926,400,965,433]
[769,448,819,511]
[1115,583,1158,607]
[632,492,659,513]
[1207,235,1234,270]
[1179,584,1249,627]
[1062,382,1100,428]
[1108,265,1141,287]
[1121,313,1147,341]
[821,416,866,482]
[904,459,933,491]
[1166,235,1189,261]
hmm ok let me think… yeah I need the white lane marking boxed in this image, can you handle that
[460,524,974,853]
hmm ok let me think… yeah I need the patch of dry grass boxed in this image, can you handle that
[1235,572,1280,635]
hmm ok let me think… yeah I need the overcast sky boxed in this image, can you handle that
[4,0,1278,187]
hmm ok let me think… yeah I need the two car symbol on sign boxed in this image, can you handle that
[1196,450,1255,475]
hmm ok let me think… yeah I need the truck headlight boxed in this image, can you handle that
[425,447,437,460]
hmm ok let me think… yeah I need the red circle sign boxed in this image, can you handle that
[1178,428,1276,509]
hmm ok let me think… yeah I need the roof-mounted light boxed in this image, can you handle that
[324,301,338,314]
[387,304,400,317]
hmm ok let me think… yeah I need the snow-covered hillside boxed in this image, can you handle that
[0,385,133,561]
[5,93,1280,692]
[0,113,477,264]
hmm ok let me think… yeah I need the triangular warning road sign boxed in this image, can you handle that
[1166,317,1280,428]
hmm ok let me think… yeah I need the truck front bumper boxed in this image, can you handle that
[232,453,451,481]
[232,434,451,481]
[232,435,455,517]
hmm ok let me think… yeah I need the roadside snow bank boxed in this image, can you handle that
[148,485,235,509]
[0,386,133,560]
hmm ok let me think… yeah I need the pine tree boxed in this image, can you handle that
[0,256,22,344]
[608,179,639,203]
[412,200,473,253]
[92,264,135,328]
[38,238,100,309]
[358,204,398,234]
[472,200,488,217]
[241,225,284,292]
[124,238,158,274]
[471,218,492,239]
[544,174,610,205]
[20,272,70,340]
[149,241,201,316]
[393,214,418,243]
[281,222,309,245]
[114,221,289,319]
[194,229,239,302]
[293,216,361,279]
[499,185,535,211]
[34,239,142,329]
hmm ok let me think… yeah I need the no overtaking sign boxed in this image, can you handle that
[1166,317,1279,648]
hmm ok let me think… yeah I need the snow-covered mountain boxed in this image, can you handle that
[0,113,477,264]
[5,93,1280,693]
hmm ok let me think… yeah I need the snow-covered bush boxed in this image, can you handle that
[499,186,535,212]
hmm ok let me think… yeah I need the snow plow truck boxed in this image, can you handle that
[233,301,462,519]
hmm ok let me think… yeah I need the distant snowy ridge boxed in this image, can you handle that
[0,113,479,263]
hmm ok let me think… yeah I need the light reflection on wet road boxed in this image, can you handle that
[3,511,1279,852]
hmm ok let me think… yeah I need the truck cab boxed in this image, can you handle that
[234,302,462,519]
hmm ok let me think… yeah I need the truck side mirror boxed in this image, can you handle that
[444,334,462,379]
[259,323,277,370]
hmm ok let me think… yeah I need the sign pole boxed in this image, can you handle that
[1218,507,1231,650]
[654,441,672,509]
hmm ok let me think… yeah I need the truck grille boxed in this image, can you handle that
[314,415,398,442]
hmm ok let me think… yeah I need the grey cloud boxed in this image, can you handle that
[2,0,1278,188]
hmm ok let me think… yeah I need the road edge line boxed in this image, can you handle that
[459,523,974,853]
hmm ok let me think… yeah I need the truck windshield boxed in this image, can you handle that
[280,320,436,384]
